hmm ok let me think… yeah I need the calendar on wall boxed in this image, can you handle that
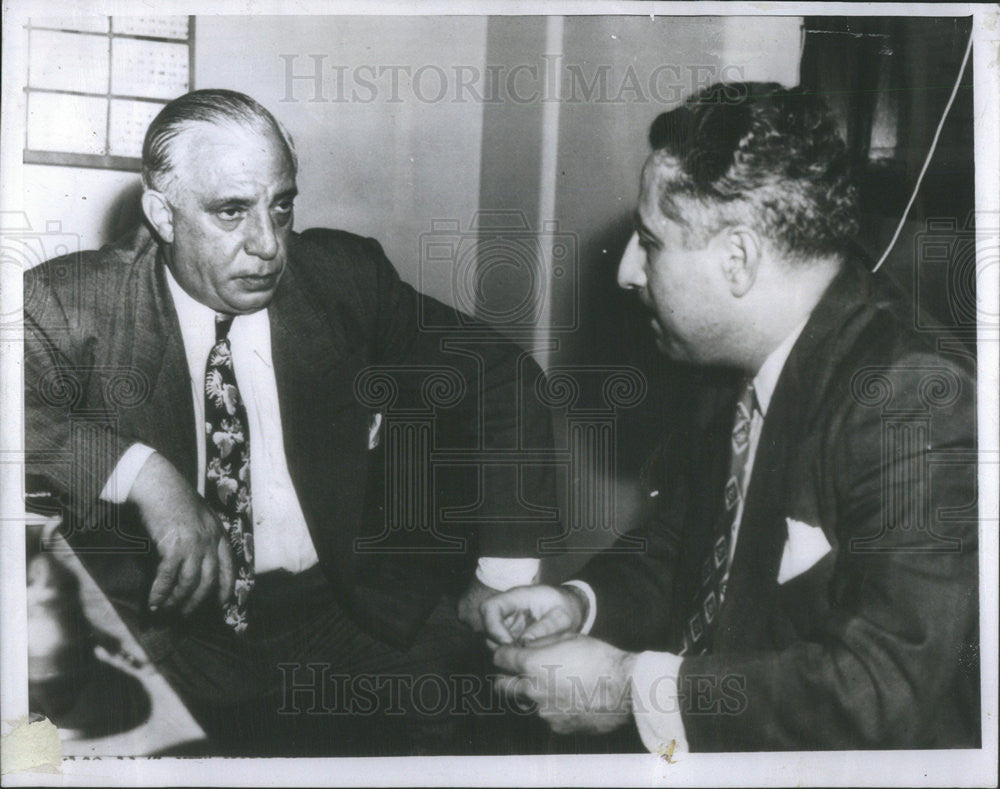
[23,16,193,171]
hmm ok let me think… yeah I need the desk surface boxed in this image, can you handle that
[33,526,207,757]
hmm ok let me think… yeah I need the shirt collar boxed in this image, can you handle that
[752,317,809,416]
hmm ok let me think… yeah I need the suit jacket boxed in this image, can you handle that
[579,257,979,750]
[24,224,556,648]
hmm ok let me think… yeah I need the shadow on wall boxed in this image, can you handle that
[100,180,145,247]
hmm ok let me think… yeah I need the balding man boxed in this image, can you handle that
[482,82,979,752]
[25,89,555,755]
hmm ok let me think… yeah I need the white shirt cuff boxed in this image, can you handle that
[629,650,689,755]
[99,444,157,504]
[475,557,540,591]
[561,579,597,634]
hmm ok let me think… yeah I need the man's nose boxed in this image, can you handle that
[244,209,279,260]
[617,233,646,291]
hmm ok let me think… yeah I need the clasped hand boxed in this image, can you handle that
[480,584,636,735]
[128,452,235,616]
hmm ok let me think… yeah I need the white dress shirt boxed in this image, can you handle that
[567,319,809,754]
[101,267,538,586]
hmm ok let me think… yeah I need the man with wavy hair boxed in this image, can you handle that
[483,82,979,751]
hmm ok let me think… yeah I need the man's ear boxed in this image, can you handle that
[717,226,761,297]
[141,189,174,244]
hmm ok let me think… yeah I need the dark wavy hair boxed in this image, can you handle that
[141,89,297,196]
[646,82,859,261]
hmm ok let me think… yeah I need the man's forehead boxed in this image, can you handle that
[638,153,684,227]
[170,120,296,194]
[640,152,681,192]
[173,121,287,156]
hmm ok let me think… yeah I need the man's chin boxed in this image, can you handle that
[226,288,278,314]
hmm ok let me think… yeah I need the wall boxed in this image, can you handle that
[195,15,488,308]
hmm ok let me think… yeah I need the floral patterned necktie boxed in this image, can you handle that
[680,378,758,656]
[204,314,254,633]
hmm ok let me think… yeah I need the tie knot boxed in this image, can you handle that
[215,314,235,342]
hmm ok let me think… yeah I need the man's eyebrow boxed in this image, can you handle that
[203,186,298,211]
[204,195,253,211]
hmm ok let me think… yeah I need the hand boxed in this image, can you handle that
[127,452,234,616]
[457,577,502,632]
[493,634,637,735]
[481,584,587,646]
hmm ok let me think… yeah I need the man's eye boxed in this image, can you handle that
[216,208,244,221]
[273,200,294,214]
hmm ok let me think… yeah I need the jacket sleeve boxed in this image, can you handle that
[23,261,133,522]
[305,229,559,558]
[573,430,688,652]
[573,378,734,652]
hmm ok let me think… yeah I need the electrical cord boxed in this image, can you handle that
[872,31,974,273]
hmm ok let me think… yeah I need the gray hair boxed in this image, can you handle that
[141,89,298,197]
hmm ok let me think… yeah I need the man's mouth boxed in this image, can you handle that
[237,271,280,290]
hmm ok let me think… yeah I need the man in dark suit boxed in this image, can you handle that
[24,89,556,755]
[481,82,979,751]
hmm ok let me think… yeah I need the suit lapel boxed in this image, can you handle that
[108,231,197,482]
[714,259,875,649]
[268,251,369,579]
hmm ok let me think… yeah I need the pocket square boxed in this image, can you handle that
[777,518,833,585]
[367,412,383,450]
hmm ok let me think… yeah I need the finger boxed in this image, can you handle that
[519,630,577,649]
[493,644,530,674]
[217,538,235,605]
[519,607,573,644]
[148,555,182,610]
[481,597,517,644]
[504,610,528,641]
[482,589,536,644]
[182,552,217,616]
[164,555,201,610]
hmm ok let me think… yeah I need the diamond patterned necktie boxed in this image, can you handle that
[680,378,758,656]
[204,314,254,633]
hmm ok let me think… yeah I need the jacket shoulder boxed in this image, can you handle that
[292,227,385,269]
[24,225,157,320]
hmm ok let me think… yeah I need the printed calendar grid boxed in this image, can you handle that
[23,16,194,171]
